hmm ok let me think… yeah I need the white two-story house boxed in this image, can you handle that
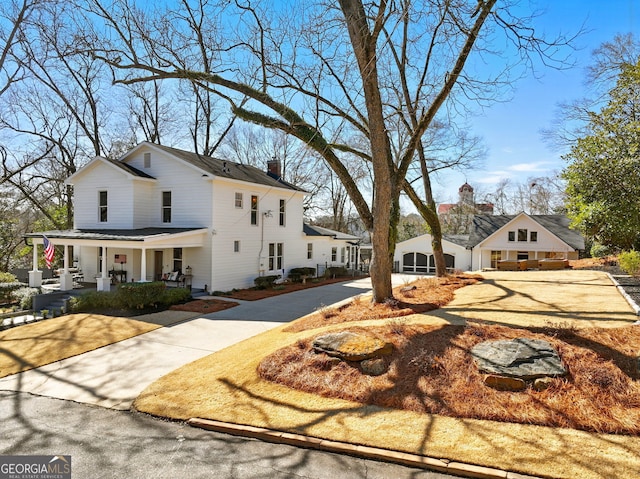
[26,142,360,292]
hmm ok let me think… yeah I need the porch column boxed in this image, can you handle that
[59,244,74,291]
[29,240,42,287]
[96,246,110,291]
[140,247,147,282]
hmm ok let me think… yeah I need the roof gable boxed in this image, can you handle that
[468,213,585,250]
[66,156,156,184]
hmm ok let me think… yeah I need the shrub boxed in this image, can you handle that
[159,287,192,306]
[590,242,611,258]
[0,282,25,304]
[288,267,316,282]
[116,281,167,309]
[0,272,18,283]
[12,287,40,310]
[254,275,280,289]
[324,266,348,278]
[72,282,191,312]
[619,250,640,277]
[71,290,117,312]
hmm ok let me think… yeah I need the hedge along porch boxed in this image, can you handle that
[25,228,208,292]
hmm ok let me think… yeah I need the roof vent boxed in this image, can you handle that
[222,161,231,174]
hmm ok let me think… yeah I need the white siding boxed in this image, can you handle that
[72,162,136,229]
[209,178,306,291]
[394,234,471,272]
[123,145,211,228]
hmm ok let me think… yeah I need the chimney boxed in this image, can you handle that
[267,157,282,179]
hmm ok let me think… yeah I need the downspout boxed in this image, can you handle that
[258,214,265,276]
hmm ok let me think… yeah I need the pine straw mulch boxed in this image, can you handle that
[284,273,482,333]
[259,320,640,435]
[214,276,357,301]
[169,298,239,313]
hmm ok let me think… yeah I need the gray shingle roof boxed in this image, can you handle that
[147,143,305,192]
[108,158,156,179]
[468,214,585,250]
[25,228,205,241]
[303,224,361,241]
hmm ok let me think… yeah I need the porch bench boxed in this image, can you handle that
[539,259,569,270]
[161,272,188,288]
[525,259,540,270]
[497,260,526,271]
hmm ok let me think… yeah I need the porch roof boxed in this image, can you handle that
[25,227,208,244]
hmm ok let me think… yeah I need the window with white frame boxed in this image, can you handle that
[143,152,151,168]
[173,248,182,272]
[530,231,538,242]
[235,192,243,208]
[508,231,515,242]
[331,247,337,262]
[162,191,172,223]
[99,191,108,222]
[518,229,528,241]
[268,242,283,270]
[279,199,286,226]
[340,247,345,263]
[250,195,258,225]
[307,243,313,260]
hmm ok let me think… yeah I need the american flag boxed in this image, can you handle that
[43,235,55,268]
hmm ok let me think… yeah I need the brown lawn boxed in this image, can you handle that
[258,321,640,435]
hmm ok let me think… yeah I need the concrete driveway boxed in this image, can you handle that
[0,275,393,410]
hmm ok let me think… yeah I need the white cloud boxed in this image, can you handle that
[508,161,553,173]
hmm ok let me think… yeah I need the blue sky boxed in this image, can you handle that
[432,0,640,204]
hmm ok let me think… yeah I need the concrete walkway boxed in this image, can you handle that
[0,275,416,410]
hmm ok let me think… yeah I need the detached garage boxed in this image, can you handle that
[394,234,471,274]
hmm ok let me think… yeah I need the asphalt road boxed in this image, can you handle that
[0,391,461,479]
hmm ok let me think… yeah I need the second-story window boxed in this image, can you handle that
[162,191,172,223]
[251,195,258,225]
[518,229,528,242]
[279,199,286,226]
[235,192,243,208]
[143,152,151,168]
[530,231,538,242]
[99,191,108,222]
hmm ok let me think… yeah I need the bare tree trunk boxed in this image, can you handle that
[419,153,447,276]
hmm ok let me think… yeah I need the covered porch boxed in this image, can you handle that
[25,228,208,292]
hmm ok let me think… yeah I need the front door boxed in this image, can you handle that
[154,251,163,281]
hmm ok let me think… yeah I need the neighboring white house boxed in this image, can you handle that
[394,213,584,273]
[468,213,584,270]
[25,142,360,292]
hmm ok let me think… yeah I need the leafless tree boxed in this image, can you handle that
[481,174,566,215]
[543,33,640,151]
[83,0,578,302]
[0,0,36,98]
